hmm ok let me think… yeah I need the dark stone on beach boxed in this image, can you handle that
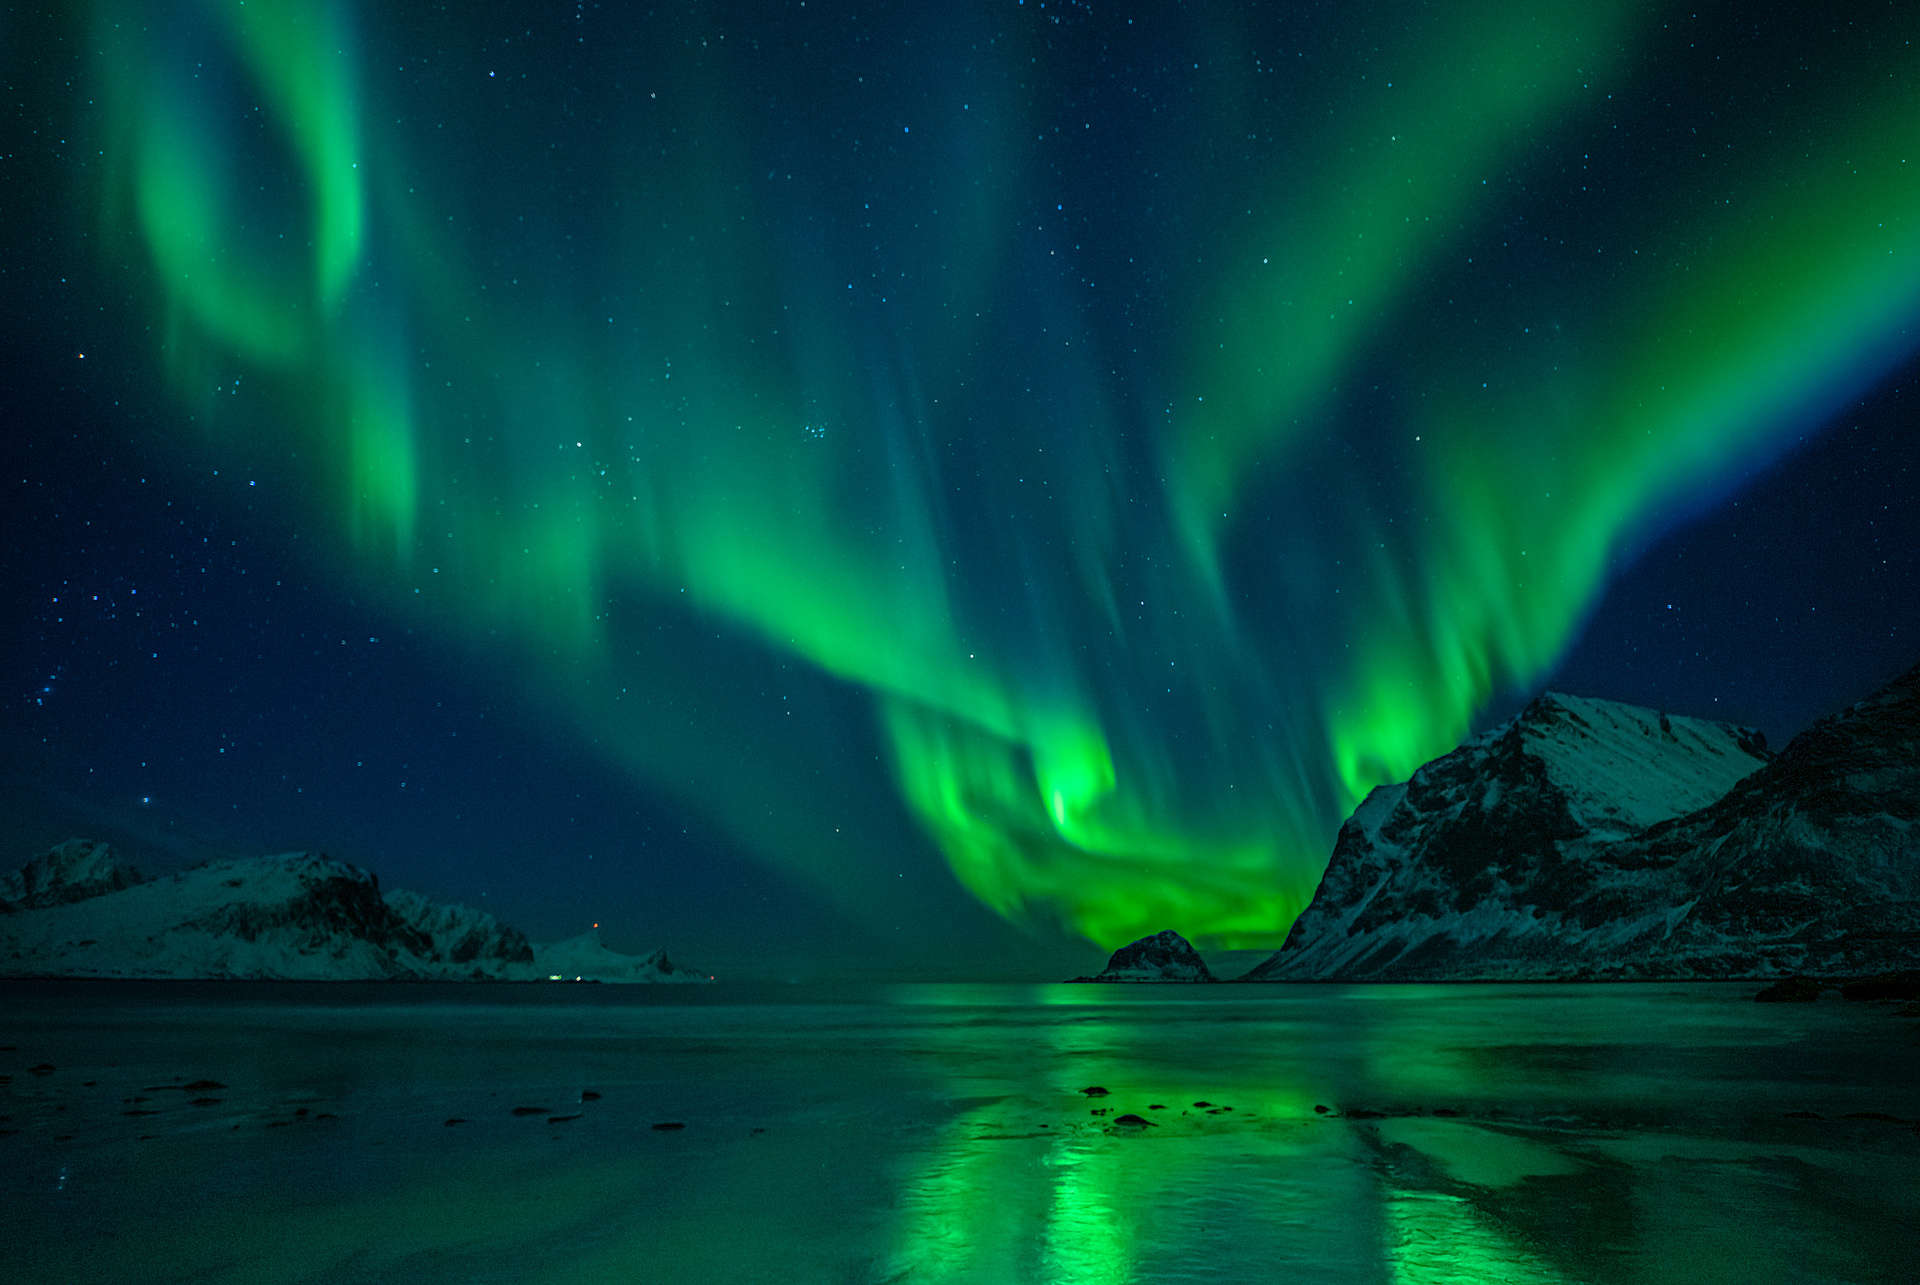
[293,1108,309,1117]
[183,1079,227,1092]
[1081,1086,1110,1097]
[652,1121,686,1131]
[444,1117,467,1126]
[510,1106,550,1116]
[28,1063,55,1076]
[1347,1108,1387,1119]
[1841,972,1920,1002]
[1111,1114,1155,1128]
[1314,1104,1330,1114]
[189,1097,221,1107]
[122,1109,158,1117]
[82,1080,97,1087]
[1193,1101,1212,1108]
[1091,1108,1109,1116]
[266,1120,291,1128]
[547,1113,582,1124]
[1149,1104,1167,1110]
[1784,1110,1822,1119]
[580,1090,602,1102]
[750,1127,766,1135]
[1755,976,1823,1003]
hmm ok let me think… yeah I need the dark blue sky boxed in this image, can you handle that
[4,1,1918,978]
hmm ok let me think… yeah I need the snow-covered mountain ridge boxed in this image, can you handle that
[1248,665,1919,981]
[0,842,709,983]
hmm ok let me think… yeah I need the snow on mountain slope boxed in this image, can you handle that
[0,845,707,982]
[1251,665,1920,981]
[1514,693,1772,836]
[1244,689,1775,981]
[1613,662,1920,976]
[384,888,535,971]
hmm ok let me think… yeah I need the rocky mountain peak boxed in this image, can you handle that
[0,839,146,912]
[1075,928,1215,982]
[1245,663,1919,981]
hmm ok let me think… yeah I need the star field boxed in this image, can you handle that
[3,0,1918,975]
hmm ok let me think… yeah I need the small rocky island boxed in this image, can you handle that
[1071,929,1216,982]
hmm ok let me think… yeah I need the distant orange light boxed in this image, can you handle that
[592,922,599,929]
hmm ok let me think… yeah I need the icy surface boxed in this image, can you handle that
[2,981,1915,1284]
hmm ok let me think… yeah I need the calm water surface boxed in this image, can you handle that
[2,981,1916,1283]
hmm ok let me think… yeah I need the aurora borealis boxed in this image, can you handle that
[7,1,1920,965]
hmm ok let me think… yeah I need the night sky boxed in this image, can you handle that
[4,1,1917,979]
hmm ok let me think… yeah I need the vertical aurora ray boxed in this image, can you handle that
[72,1,1920,947]
[1167,0,1655,574]
[1318,25,1920,804]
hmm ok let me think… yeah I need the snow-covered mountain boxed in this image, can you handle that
[1251,665,1920,980]
[0,838,145,909]
[1073,929,1216,982]
[1605,663,1920,977]
[0,842,709,982]
[1246,686,1786,980]
[532,930,710,983]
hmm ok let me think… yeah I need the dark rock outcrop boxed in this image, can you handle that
[181,855,434,964]
[0,840,145,911]
[1074,929,1215,982]
[1840,972,1920,1002]
[385,889,535,970]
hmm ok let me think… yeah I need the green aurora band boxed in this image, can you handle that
[77,0,1920,947]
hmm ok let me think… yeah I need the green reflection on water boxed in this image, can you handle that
[8,987,1920,1282]
[873,990,1595,1283]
